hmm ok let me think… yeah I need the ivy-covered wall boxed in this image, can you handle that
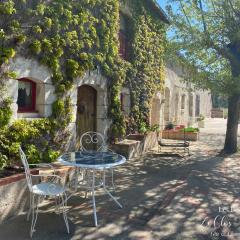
[0,0,166,168]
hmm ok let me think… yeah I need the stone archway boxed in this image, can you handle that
[164,87,170,122]
[195,95,200,117]
[189,93,194,117]
[174,93,179,123]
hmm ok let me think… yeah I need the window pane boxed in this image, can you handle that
[17,81,33,109]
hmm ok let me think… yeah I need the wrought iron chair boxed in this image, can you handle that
[19,147,69,237]
[72,132,115,194]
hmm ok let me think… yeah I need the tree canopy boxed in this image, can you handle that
[166,0,240,95]
[166,0,240,153]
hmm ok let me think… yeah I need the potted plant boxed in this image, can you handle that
[197,114,205,128]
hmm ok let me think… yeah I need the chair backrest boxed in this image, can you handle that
[80,132,107,152]
[19,147,33,191]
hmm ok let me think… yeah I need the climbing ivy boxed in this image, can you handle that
[125,0,166,133]
[0,0,166,167]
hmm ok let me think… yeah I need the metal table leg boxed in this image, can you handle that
[103,170,123,208]
[92,170,98,226]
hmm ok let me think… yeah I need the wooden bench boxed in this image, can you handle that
[157,129,190,156]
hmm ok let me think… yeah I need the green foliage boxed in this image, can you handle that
[126,1,166,133]
[180,127,199,133]
[166,0,240,95]
[0,0,16,15]
[0,119,64,168]
[0,0,167,167]
[165,122,174,130]
[29,40,41,54]
[0,98,12,128]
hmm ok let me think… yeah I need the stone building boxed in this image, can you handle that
[5,1,211,149]
[150,61,212,128]
[163,62,212,126]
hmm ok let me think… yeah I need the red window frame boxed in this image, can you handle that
[17,78,36,113]
[119,31,128,60]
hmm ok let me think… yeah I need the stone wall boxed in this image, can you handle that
[6,56,211,149]
[154,62,213,128]
[6,56,132,150]
[9,56,56,120]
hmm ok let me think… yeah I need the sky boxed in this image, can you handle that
[157,0,168,11]
[157,0,174,38]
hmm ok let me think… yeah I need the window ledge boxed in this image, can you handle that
[17,112,41,119]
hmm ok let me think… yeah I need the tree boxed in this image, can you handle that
[166,0,240,153]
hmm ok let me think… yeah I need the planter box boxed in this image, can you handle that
[111,132,158,159]
[162,130,199,141]
[111,139,142,159]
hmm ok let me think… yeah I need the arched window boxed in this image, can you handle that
[119,13,130,60]
[17,78,36,112]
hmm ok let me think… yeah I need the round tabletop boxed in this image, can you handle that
[57,151,126,169]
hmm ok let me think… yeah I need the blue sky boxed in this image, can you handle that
[157,0,168,11]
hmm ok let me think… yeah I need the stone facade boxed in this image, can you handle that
[150,62,212,128]
[7,56,116,147]
[5,4,211,149]
[6,56,212,150]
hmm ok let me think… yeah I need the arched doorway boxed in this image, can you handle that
[195,95,200,117]
[189,94,194,117]
[174,93,179,123]
[164,87,170,122]
[76,85,97,142]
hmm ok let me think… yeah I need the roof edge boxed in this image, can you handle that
[149,0,170,24]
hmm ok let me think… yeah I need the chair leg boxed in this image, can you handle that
[30,194,40,238]
[74,167,79,192]
[27,192,32,221]
[111,169,115,190]
[55,196,60,214]
[61,193,70,234]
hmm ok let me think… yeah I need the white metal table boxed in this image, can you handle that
[57,151,126,226]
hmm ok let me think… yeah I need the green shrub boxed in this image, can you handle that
[180,127,199,133]
[0,118,66,169]
[0,98,12,128]
[165,123,174,130]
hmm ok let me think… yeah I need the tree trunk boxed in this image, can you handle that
[224,94,240,153]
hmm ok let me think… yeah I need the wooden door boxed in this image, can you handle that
[76,85,97,146]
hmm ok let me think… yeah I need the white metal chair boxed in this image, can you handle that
[76,132,118,226]
[79,131,106,152]
[79,131,115,188]
[71,132,115,198]
[19,147,69,237]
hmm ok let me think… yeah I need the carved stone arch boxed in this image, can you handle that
[73,70,110,139]
[164,87,171,122]
[189,93,194,117]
